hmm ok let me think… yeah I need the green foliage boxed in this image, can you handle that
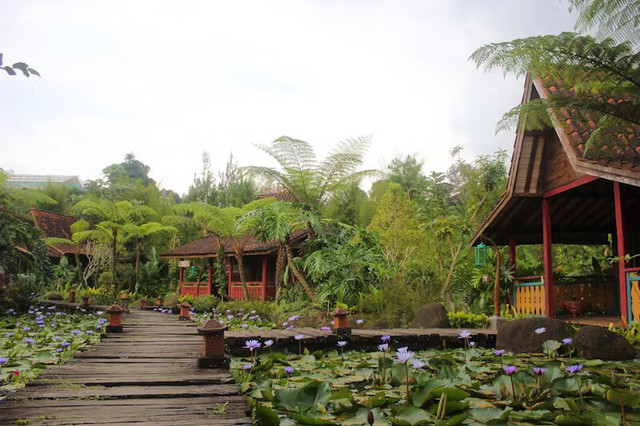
[191,294,220,312]
[0,275,43,312]
[570,0,640,48]
[177,294,195,305]
[323,183,373,226]
[0,211,52,290]
[304,224,386,307]
[369,183,424,269]
[359,277,437,328]
[471,31,640,157]
[446,311,489,329]
[43,292,64,301]
[609,322,640,350]
[0,53,40,77]
[387,154,429,202]
[185,152,256,207]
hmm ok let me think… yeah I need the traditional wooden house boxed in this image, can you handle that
[160,229,307,300]
[28,209,88,260]
[472,75,640,325]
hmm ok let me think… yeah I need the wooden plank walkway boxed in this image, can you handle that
[0,310,252,425]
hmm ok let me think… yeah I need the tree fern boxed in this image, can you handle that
[570,0,640,48]
[247,135,378,210]
[472,33,640,157]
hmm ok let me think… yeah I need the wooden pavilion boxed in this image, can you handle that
[472,75,640,325]
[160,229,307,300]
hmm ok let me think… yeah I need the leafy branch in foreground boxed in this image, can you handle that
[471,33,640,156]
[0,53,40,77]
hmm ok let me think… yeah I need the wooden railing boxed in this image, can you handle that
[512,276,545,316]
[554,275,617,313]
[626,268,640,323]
[180,281,210,297]
[229,282,264,300]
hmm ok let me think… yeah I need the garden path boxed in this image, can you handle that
[0,310,252,425]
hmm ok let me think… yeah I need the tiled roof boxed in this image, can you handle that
[28,209,87,256]
[161,228,308,258]
[535,75,640,176]
[6,174,83,189]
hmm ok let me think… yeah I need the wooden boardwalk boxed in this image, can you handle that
[0,310,252,425]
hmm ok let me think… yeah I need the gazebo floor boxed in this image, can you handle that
[561,315,623,328]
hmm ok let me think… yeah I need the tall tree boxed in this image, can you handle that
[368,183,424,269]
[247,136,377,212]
[71,199,155,289]
[123,222,176,294]
[570,0,640,47]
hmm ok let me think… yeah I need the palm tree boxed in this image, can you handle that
[246,136,377,211]
[246,201,316,300]
[123,222,177,294]
[71,199,155,289]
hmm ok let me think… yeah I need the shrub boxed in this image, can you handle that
[178,294,195,305]
[0,275,43,312]
[192,294,220,312]
[44,292,64,301]
[447,311,490,328]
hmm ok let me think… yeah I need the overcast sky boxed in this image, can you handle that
[1,1,577,195]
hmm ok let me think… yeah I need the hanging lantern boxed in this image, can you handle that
[475,242,487,266]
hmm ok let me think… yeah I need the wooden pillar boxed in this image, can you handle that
[508,237,517,273]
[542,199,554,318]
[508,236,517,314]
[227,258,233,298]
[207,258,213,295]
[178,260,184,295]
[261,256,268,301]
[614,181,629,324]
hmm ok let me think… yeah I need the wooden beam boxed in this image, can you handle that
[614,181,629,325]
[542,199,554,318]
[543,176,599,198]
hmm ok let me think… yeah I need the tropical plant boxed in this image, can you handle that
[471,0,640,157]
[123,222,176,294]
[246,135,377,211]
[304,224,386,307]
[246,201,314,300]
[71,199,155,288]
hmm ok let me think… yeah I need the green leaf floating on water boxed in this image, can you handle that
[468,407,512,424]
[255,403,280,426]
[273,380,332,413]
[289,412,338,425]
[389,406,434,426]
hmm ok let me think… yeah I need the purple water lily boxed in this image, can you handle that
[381,335,391,342]
[284,366,294,374]
[263,339,274,347]
[410,359,425,369]
[396,347,414,363]
[378,343,389,352]
[562,338,573,345]
[337,341,347,347]
[494,349,505,356]
[458,330,472,339]
[566,364,583,374]
[244,340,261,352]
[0,357,8,365]
[534,327,546,334]
[532,367,546,375]
[503,366,517,375]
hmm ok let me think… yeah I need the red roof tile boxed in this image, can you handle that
[28,209,87,256]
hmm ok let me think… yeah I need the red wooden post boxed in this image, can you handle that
[179,301,192,321]
[614,181,629,325]
[507,236,517,313]
[178,261,184,295]
[227,258,233,298]
[207,257,213,295]
[331,308,351,335]
[261,256,268,301]
[542,198,554,318]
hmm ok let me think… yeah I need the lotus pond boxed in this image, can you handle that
[231,337,640,425]
[0,305,106,399]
